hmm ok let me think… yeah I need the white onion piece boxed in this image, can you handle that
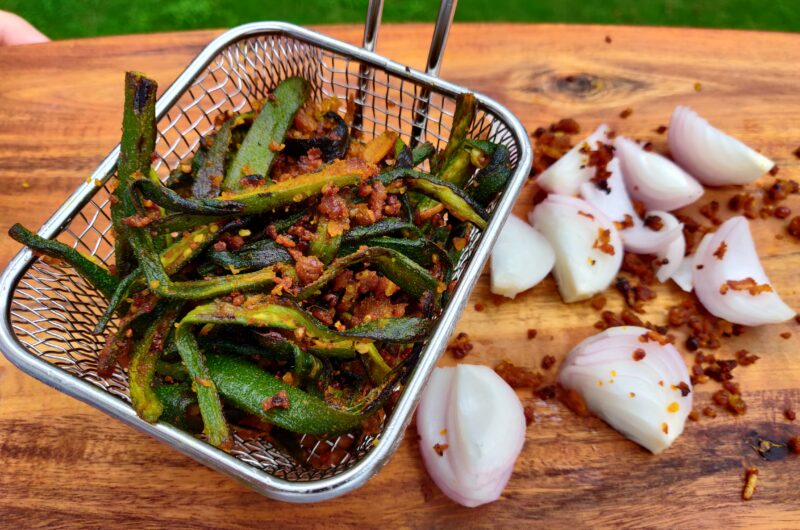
[558,326,692,454]
[668,106,774,186]
[491,215,555,299]
[649,211,686,283]
[417,365,526,507]
[529,195,623,303]
[536,124,610,196]
[670,252,694,292]
[579,159,682,255]
[692,216,794,326]
[615,135,704,211]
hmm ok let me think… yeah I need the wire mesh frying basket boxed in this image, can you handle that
[0,4,531,502]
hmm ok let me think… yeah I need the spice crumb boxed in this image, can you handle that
[541,355,556,370]
[619,108,633,119]
[446,332,473,359]
[789,435,800,453]
[433,443,449,457]
[523,405,535,425]
[785,407,796,421]
[605,35,612,44]
[590,294,607,311]
[742,467,759,501]
[781,332,792,340]
[694,82,703,92]
[474,303,485,312]
[527,328,538,340]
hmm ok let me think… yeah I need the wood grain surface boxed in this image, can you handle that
[1,23,800,529]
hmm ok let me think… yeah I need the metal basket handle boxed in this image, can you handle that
[355,0,459,144]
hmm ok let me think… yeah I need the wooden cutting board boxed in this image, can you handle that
[0,23,798,528]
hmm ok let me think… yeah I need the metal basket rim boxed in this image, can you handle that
[0,21,532,503]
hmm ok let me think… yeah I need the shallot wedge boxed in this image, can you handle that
[670,253,694,292]
[692,216,795,326]
[491,215,555,298]
[558,326,693,454]
[529,195,622,303]
[615,135,704,211]
[668,106,774,186]
[579,159,682,255]
[536,124,610,196]
[417,365,526,507]
[649,211,686,283]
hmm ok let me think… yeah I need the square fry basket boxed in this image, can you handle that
[0,10,531,502]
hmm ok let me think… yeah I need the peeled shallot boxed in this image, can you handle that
[536,124,611,196]
[529,194,622,303]
[417,365,526,507]
[692,216,795,326]
[615,135,704,211]
[668,106,774,186]
[558,326,693,454]
[491,215,555,299]
[579,159,682,255]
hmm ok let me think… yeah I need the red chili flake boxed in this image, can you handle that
[785,407,796,421]
[541,355,556,370]
[593,228,615,255]
[590,295,607,310]
[794,146,800,159]
[632,348,646,361]
[789,435,800,453]
[447,332,473,359]
[654,125,668,135]
[619,108,633,119]
[788,216,800,239]
[212,240,227,252]
[769,165,780,176]
[433,443,449,456]
[676,381,691,396]
[781,332,792,340]
[527,328,538,340]
[605,35,612,44]
[262,390,290,411]
[719,278,773,296]
[614,214,634,231]
[474,303,485,312]
[713,241,728,260]
[578,210,595,221]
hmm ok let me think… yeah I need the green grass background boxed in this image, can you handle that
[2,0,799,39]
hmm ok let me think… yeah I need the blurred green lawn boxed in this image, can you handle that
[2,0,799,40]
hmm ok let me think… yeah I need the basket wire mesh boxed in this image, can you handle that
[1,22,531,500]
